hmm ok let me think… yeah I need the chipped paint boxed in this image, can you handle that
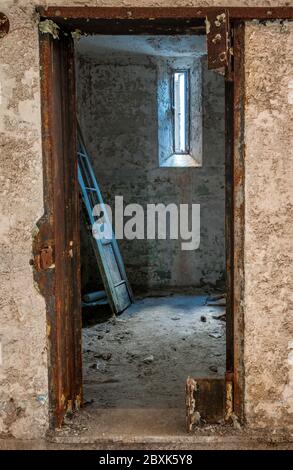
[71,28,83,40]
[225,381,233,421]
[231,412,242,430]
[215,13,226,27]
[212,33,222,44]
[75,394,82,410]
[219,51,227,62]
[205,18,211,35]
[186,377,198,432]
[39,19,60,39]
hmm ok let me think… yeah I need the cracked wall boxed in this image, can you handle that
[0,0,292,438]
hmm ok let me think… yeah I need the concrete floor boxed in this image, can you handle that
[64,295,226,440]
[2,434,293,450]
[82,295,226,411]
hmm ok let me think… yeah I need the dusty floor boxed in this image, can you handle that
[82,294,226,410]
[2,297,292,450]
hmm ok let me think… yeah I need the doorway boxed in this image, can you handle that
[37,7,246,433]
[76,33,226,415]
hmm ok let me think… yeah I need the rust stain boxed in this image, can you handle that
[37,7,293,22]
[0,12,9,38]
[37,33,82,429]
[232,22,246,422]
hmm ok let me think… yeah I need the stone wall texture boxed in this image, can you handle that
[0,0,292,438]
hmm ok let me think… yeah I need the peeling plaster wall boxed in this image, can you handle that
[0,0,292,439]
[76,51,225,292]
[0,4,48,438]
[244,22,293,432]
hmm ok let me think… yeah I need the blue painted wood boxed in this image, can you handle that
[77,124,133,314]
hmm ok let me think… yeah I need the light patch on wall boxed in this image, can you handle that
[288,80,293,104]
[22,68,35,87]
[282,339,293,413]
[18,99,38,124]
[0,67,16,132]
[0,337,2,367]
[0,214,10,242]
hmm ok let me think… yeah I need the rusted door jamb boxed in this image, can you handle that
[231,21,245,422]
[37,6,293,21]
[37,32,82,428]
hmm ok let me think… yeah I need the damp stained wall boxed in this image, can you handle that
[76,48,225,293]
[0,0,292,438]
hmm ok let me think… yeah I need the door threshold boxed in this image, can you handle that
[46,407,247,447]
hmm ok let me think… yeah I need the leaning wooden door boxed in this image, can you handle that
[37,32,82,428]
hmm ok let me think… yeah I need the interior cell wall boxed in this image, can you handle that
[76,51,225,293]
[244,21,293,432]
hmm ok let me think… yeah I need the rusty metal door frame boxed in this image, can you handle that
[36,32,82,428]
[36,6,293,428]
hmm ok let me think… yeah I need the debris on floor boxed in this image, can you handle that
[212,313,226,322]
[209,332,223,339]
[82,295,226,409]
[206,293,226,307]
[143,355,154,364]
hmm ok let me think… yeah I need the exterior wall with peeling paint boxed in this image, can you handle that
[0,0,292,438]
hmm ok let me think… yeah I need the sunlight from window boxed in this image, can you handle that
[174,71,188,154]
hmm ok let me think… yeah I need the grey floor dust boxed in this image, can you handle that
[82,295,226,409]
